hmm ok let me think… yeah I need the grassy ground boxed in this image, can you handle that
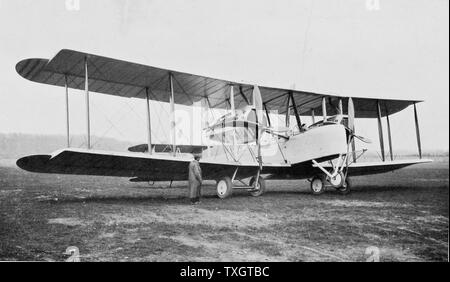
[0,158,448,261]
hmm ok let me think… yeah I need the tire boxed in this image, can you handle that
[216,176,233,199]
[337,177,352,195]
[249,176,266,197]
[310,175,325,195]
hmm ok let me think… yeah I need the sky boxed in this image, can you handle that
[0,0,448,154]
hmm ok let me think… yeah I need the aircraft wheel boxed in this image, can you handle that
[249,176,266,197]
[330,172,345,188]
[216,176,233,199]
[337,177,352,195]
[310,175,325,195]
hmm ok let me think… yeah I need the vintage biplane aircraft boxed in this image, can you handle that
[15,49,431,197]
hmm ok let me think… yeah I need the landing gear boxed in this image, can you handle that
[329,172,345,188]
[310,173,352,195]
[336,176,352,195]
[310,175,326,195]
[216,176,233,199]
[216,169,267,199]
[249,176,266,197]
[311,153,356,195]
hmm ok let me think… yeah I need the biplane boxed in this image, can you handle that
[15,49,431,198]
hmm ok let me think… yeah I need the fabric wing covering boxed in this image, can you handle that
[16,49,421,118]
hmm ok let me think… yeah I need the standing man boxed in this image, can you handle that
[188,153,202,204]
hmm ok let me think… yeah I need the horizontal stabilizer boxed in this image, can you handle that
[128,144,208,154]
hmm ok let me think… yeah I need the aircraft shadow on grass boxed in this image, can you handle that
[43,185,423,206]
[47,194,219,205]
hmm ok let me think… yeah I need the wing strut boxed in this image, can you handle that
[289,91,302,131]
[145,87,153,155]
[238,85,250,105]
[264,103,271,127]
[64,75,70,148]
[84,57,91,149]
[414,102,422,159]
[230,85,238,156]
[285,95,291,127]
[169,73,176,157]
[376,100,385,161]
[385,105,394,161]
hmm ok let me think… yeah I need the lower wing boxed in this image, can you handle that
[314,159,432,176]
[16,148,290,181]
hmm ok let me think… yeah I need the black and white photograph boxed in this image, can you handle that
[0,0,448,267]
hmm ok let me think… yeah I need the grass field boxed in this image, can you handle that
[0,158,448,262]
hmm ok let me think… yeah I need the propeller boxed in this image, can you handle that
[347,97,362,162]
[348,97,355,134]
[253,85,264,170]
[353,133,372,144]
[252,85,264,124]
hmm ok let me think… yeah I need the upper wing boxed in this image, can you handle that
[16,148,290,181]
[16,49,421,118]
